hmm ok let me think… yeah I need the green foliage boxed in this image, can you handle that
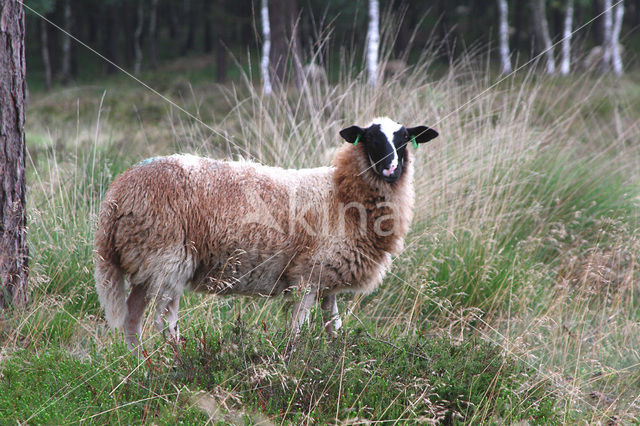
[24,0,56,16]
[0,346,207,424]
[171,323,559,423]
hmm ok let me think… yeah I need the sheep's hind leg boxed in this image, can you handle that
[321,294,341,337]
[124,284,148,351]
[291,291,317,334]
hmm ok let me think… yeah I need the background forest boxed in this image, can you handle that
[24,0,640,88]
[1,0,640,424]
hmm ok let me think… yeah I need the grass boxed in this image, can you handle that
[1,44,640,423]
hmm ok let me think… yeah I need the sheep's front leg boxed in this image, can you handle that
[321,294,341,337]
[153,294,181,343]
[165,295,181,342]
[291,291,316,334]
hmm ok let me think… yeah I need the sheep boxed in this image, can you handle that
[94,117,439,349]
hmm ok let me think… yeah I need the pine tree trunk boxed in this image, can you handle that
[215,30,227,83]
[133,0,144,76]
[149,0,159,69]
[611,0,624,75]
[204,1,213,53]
[367,0,380,87]
[287,0,303,88]
[498,0,512,74]
[261,0,272,94]
[181,0,196,55]
[102,7,117,74]
[40,19,52,90]
[0,0,29,309]
[560,0,574,75]
[61,0,72,84]
[269,0,287,88]
[531,0,556,74]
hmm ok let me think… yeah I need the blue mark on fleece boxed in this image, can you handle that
[138,157,160,166]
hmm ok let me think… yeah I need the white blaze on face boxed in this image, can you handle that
[370,117,402,175]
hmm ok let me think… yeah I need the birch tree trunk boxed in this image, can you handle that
[611,0,624,75]
[498,0,512,74]
[531,0,556,74]
[61,0,72,84]
[601,0,613,72]
[133,0,144,76]
[0,0,29,308]
[261,0,272,95]
[367,0,380,87]
[40,19,52,90]
[560,0,574,75]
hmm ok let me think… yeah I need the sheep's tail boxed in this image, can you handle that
[95,256,126,330]
[94,201,126,330]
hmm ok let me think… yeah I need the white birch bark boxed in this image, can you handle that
[601,0,613,72]
[560,0,573,75]
[611,0,624,75]
[261,0,272,95]
[498,0,512,74]
[366,0,380,87]
[532,0,556,74]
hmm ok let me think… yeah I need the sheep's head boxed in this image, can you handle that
[339,117,438,183]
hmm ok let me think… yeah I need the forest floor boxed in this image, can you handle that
[1,54,640,424]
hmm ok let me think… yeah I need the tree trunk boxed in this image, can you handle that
[0,0,29,309]
[149,0,159,69]
[514,0,526,52]
[560,0,574,75]
[611,0,624,75]
[61,0,72,84]
[367,0,380,87]
[215,31,227,82]
[601,0,613,72]
[181,0,196,55]
[287,0,303,88]
[167,0,179,39]
[133,0,144,76]
[40,19,52,90]
[102,6,117,74]
[498,0,512,74]
[269,0,287,88]
[261,0,272,94]
[531,0,556,74]
[203,0,213,53]
[122,2,136,66]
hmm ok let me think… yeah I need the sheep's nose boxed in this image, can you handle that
[382,164,396,177]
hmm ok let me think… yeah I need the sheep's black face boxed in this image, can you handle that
[339,117,439,183]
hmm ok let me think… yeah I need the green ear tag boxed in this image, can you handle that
[411,136,418,149]
[354,134,360,146]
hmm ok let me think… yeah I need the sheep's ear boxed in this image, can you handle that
[407,126,439,144]
[339,126,365,144]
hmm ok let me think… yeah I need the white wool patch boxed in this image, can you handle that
[172,154,202,171]
[369,117,402,170]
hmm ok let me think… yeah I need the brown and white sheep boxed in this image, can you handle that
[94,117,439,348]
